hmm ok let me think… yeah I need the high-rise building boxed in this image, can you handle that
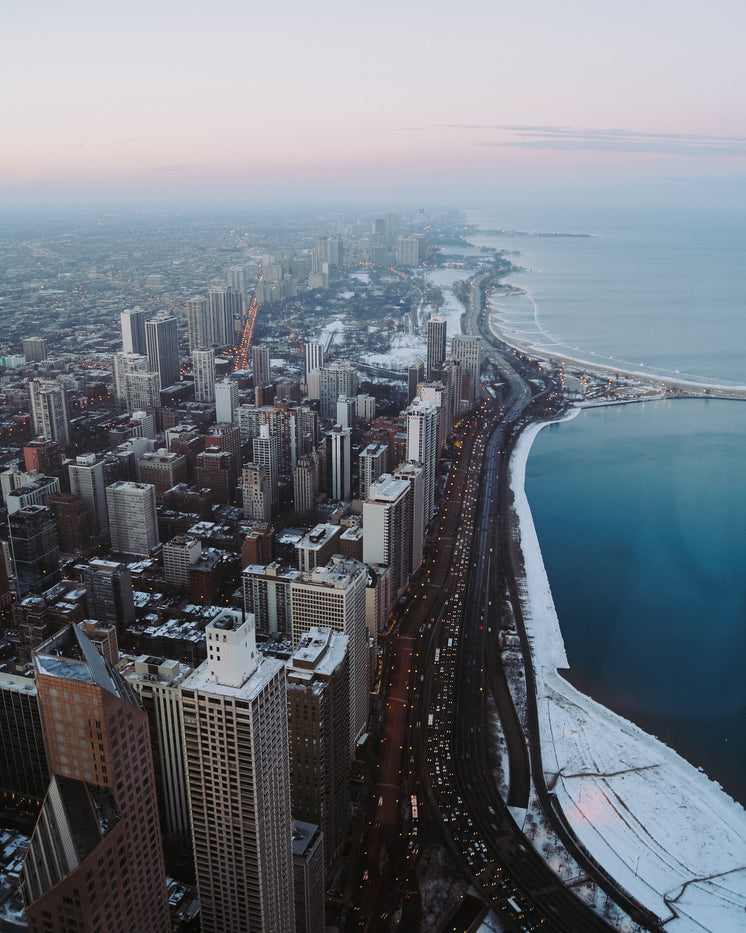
[138,449,187,502]
[290,557,368,751]
[208,283,242,347]
[162,535,202,588]
[242,561,299,636]
[252,344,271,389]
[426,315,447,380]
[417,379,451,452]
[406,397,438,522]
[287,627,350,868]
[24,438,63,483]
[336,395,355,430]
[180,609,295,933]
[293,454,319,520]
[304,341,324,382]
[194,450,237,504]
[0,673,49,806]
[319,362,357,420]
[82,559,135,630]
[185,297,210,354]
[124,368,161,412]
[106,481,158,557]
[124,655,192,839]
[193,347,216,402]
[23,337,48,363]
[47,493,90,555]
[329,426,351,501]
[253,423,280,506]
[362,475,411,600]
[214,377,239,423]
[5,474,60,515]
[408,360,425,403]
[145,315,179,389]
[120,307,148,355]
[29,379,70,446]
[68,454,108,536]
[8,505,60,596]
[242,462,272,522]
[393,462,426,575]
[295,524,343,573]
[358,442,388,501]
[450,334,481,407]
[21,623,170,933]
[292,821,326,933]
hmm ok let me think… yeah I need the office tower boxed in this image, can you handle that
[287,627,350,867]
[29,379,70,446]
[393,462,426,574]
[185,297,210,353]
[407,397,438,522]
[120,307,148,355]
[194,450,237,503]
[252,344,271,388]
[82,559,135,629]
[294,454,318,520]
[138,449,187,502]
[193,347,216,402]
[180,609,294,933]
[329,426,351,501]
[21,623,170,933]
[359,442,388,501]
[106,481,158,557]
[24,438,63,482]
[304,341,324,382]
[292,821,326,933]
[162,535,202,588]
[0,673,49,805]
[336,395,355,430]
[242,561,298,636]
[8,505,60,596]
[214,378,239,424]
[23,337,48,363]
[362,474,411,600]
[145,315,179,389]
[408,360,425,403]
[426,315,447,380]
[125,655,192,838]
[319,362,358,420]
[47,493,90,555]
[208,283,242,347]
[295,524,343,573]
[242,463,272,522]
[68,453,108,536]
[5,474,60,514]
[290,557,368,751]
[451,334,481,406]
[253,423,280,506]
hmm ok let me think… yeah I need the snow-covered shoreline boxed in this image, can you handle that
[509,417,746,932]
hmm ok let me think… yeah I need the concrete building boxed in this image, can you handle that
[106,481,158,558]
[185,297,210,353]
[393,461,426,575]
[82,559,135,630]
[138,449,187,502]
[120,307,148,355]
[8,505,61,596]
[290,557,368,751]
[363,475,411,601]
[180,609,294,933]
[5,474,60,515]
[295,524,342,573]
[319,362,357,420]
[242,561,300,637]
[242,463,272,522]
[336,395,355,430]
[124,368,161,413]
[287,627,350,868]
[125,655,192,839]
[23,337,49,363]
[426,315,447,380]
[252,344,271,388]
[304,341,324,382]
[293,453,319,520]
[406,397,438,522]
[450,334,481,407]
[21,623,170,933]
[408,360,425,403]
[252,423,280,506]
[358,442,388,502]
[329,426,351,501]
[29,379,70,446]
[0,673,49,805]
[292,821,325,933]
[23,438,63,483]
[68,453,109,536]
[162,536,202,589]
[192,347,216,402]
[215,377,239,424]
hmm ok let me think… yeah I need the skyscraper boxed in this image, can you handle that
[406,397,438,522]
[21,623,170,933]
[106,481,159,557]
[426,315,447,380]
[450,334,481,407]
[180,609,295,933]
[252,423,280,506]
[68,454,108,537]
[251,344,271,389]
[8,505,61,596]
[82,559,135,630]
[393,461,426,575]
[215,378,239,424]
[145,315,179,389]
[358,442,388,501]
[120,307,148,355]
[290,557,368,752]
[242,463,272,522]
[185,297,210,353]
[408,360,425,403]
[29,379,70,446]
[329,426,351,501]
[319,362,357,420]
[208,283,242,347]
[304,341,324,382]
[192,347,216,402]
[362,474,411,600]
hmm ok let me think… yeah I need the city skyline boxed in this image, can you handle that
[2,0,745,213]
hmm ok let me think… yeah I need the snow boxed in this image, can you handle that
[508,420,746,932]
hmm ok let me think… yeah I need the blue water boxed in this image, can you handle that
[469,202,746,805]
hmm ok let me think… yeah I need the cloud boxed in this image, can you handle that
[481,126,746,156]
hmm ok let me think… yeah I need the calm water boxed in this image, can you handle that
[469,202,746,804]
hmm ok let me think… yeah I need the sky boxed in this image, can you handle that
[2,0,745,211]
